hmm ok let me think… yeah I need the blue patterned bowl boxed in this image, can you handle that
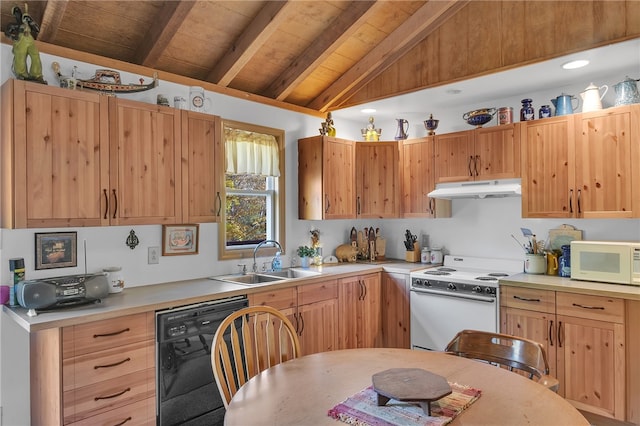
[463,108,497,128]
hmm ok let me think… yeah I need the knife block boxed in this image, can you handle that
[405,243,420,262]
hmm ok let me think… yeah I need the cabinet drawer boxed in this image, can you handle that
[63,367,155,424]
[298,280,338,305]
[556,292,624,323]
[63,340,154,391]
[501,286,555,313]
[249,287,296,310]
[63,313,154,358]
[67,396,155,426]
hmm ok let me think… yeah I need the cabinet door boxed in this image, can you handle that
[298,299,338,355]
[339,274,381,349]
[9,80,109,228]
[557,315,625,420]
[356,142,399,218]
[323,137,356,219]
[181,111,222,223]
[401,138,434,217]
[381,272,410,348]
[109,99,182,225]
[521,116,575,218]
[434,130,473,183]
[475,124,520,180]
[501,307,557,380]
[575,108,633,218]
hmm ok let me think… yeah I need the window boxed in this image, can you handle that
[218,120,285,260]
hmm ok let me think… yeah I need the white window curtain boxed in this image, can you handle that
[225,127,280,177]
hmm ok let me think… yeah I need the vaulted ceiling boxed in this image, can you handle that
[1,1,638,115]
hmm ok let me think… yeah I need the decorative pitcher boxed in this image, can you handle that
[551,94,579,116]
[613,76,640,106]
[394,118,409,140]
[580,83,608,112]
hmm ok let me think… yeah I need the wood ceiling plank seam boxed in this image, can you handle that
[205,1,294,87]
[265,0,378,101]
[308,0,467,112]
[135,0,196,68]
[37,0,69,42]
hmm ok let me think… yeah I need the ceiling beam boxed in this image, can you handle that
[134,0,195,67]
[36,0,68,42]
[206,1,292,87]
[263,1,377,101]
[308,0,469,112]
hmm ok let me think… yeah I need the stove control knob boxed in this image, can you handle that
[472,285,482,293]
[485,287,494,295]
[447,283,457,291]
[414,279,422,286]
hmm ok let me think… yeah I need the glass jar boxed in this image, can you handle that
[520,98,534,121]
[430,248,443,264]
[421,248,431,264]
[559,245,571,277]
[539,104,551,119]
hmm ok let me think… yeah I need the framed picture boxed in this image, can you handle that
[35,232,78,270]
[162,224,199,256]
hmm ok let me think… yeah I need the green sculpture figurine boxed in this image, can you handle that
[3,3,47,84]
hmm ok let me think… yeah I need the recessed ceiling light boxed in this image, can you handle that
[446,89,462,95]
[361,108,376,113]
[562,59,589,70]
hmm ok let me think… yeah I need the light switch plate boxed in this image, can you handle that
[148,246,160,264]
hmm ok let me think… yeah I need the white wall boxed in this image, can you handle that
[1,45,640,422]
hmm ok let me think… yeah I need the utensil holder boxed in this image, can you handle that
[405,243,420,263]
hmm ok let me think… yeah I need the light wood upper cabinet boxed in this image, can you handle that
[355,141,400,218]
[1,79,109,228]
[108,98,182,225]
[434,125,520,184]
[298,136,355,220]
[522,105,640,218]
[181,110,222,223]
[400,137,451,218]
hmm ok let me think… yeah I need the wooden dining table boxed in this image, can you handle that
[224,348,589,426]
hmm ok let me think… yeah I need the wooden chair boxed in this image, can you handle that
[445,329,559,392]
[211,305,301,407]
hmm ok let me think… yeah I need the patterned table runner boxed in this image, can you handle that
[328,382,481,426]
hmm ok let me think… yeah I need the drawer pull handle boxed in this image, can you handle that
[572,303,605,310]
[94,387,130,401]
[94,357,131,369]
[513,295,541,302]
[114,416,132,426]
[94,327,130,338]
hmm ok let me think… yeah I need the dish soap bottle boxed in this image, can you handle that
[271,251,282,271]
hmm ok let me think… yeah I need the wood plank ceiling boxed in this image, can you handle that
[1,1,638,114]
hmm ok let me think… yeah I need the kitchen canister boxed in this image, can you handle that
[103,266,125,293]
[524,254,545,274]
[430,248,443,264]
[497,107,513,125]
[421,248,431,264]
[559,245,571,277]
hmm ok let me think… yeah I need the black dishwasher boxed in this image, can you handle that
[156,295,248,426]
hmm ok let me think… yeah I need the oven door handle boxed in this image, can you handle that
[411,288,496,303]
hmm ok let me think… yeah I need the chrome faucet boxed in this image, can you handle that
[253,239,283,273]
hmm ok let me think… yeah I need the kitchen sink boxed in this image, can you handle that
[262,268,321,279]
[215,273,287,285]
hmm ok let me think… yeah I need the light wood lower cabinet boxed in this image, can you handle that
[381,272,410,348]
[248,280,339,355]
[338,273,382,349]
[501,286,626,421]
[61,312,155,425]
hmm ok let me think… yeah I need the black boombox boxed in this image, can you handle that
[16,273,109,311]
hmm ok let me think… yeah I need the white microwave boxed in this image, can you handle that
[570,241,640,285]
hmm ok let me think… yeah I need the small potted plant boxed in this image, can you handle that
[297,245,316,268]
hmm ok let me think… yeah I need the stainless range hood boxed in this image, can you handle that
[428,179,521,199]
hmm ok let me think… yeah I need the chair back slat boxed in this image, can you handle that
[211,305,301,408]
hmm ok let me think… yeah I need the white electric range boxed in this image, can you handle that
[409,255,523,351]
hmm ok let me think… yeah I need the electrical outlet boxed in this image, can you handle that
[148,246,160,264]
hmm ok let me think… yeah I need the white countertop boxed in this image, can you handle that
[2,261,425,332]
[500,273,640,301]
